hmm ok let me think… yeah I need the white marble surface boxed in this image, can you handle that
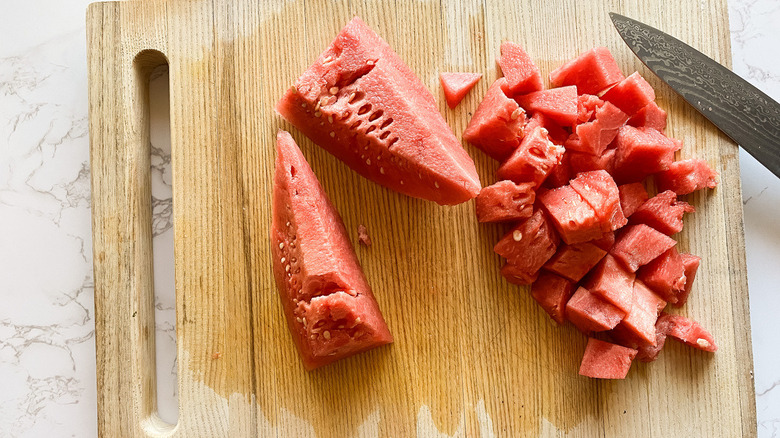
[0,0,778,436]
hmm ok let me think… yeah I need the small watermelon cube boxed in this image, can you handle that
[612,126,681,183]
[618,183,649,218]
[498,41,544,96]
[568,148,616,176]
[515,86,578,126]
[501,262,539,285]
[577,94,604,123]
[610,224,677,272]
[601,72,656,116]
[497,125,565,189]
[440,72,482,109]
[544,242,607,282]
[494,210,559,284]
[655,159,719,195]
[550,47,625,95]
[657,313,717,352]
[566,287,627,333]
[677,253,701,307]
[475,180,535,223]
[531,272,575,324]
[579,338,637,379]
[628,101,667,133]
[630,190,694,235]
[463,78,527,161]
[585,254,635,312]
[538,185,604,245]
[637,247,687,304]
[591,231,615,251]
[619,280,667,346]
[569,170,627,232]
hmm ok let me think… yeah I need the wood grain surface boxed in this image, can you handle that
[87,0,756,436]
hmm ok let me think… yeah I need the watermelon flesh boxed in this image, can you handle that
[544,242,607,282]
[567,148,616,176]
[618,182,649,218]
[498,41,544,96]
[271,131,392,370]
[568,101,629,155]
[538,185,604,245]
[631,190,695,235]
[475,180,535,223]
[657,314,718,352]
[463,78,527,161]
[531,272,575,324]
[610,224,677,272]
[612,126,681,183]
[628,101,667,133]
[496,124,565,189]
[579,338,637,379]
[655,159,719,195]
[527,112,570,145]
[543,151,572,189]
[577,94,604,123]
[494,210,559,285]
[276,17,481,205]
[439,72,482,108]
[566,287,626,333]
[591,231,616,252]
[550,47,625,95]
[601,72,656,116]
[569,170,627,232]
[618,280,667,346]
[677,253,701,307]
[637,247,687,304]
[515,86,578,126]
[585,254,636,312]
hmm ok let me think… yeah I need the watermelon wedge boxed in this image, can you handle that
[276,17,481,205]
[655,159,719,195]
[463,78,527,161]
[498,41,544,96]
[272,131,392,370]
[440,72,482,108]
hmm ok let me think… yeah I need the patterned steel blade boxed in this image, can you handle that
[610,13,780,178]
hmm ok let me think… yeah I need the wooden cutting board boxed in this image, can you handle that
[86,0,757,436]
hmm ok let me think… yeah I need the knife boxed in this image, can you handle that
[609,13,780,179]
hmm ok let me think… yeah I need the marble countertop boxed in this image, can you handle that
[1,0,778,436]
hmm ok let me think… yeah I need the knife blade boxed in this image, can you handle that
[609,13,780,179]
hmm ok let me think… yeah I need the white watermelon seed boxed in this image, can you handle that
[323,331,331,340]
[328,115,333,124]
[329,86,339,95]
[513,230,523,241]
[296,317,302,323]
[314,111,322,118]
[285,265,290,272]
[330,132,335,138]
[434,182,440,188]
[280,257,286,264]
[697,339,711,349]
[380,167,385,174]
[511,108,522,120]
[366,159,371,165]
[279,242,284,249]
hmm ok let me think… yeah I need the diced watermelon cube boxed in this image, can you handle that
[500,262,539,285]
[440,72,482,109]
[568,148,616,176]
[566,287,627,333]
[569,170,627,232]
[463,78,527,161]
[655,159,719,195]
[612,126,681,183]
[569,101,630,155]
[677,253,701,307]
[498,41,544,96]
[610,224,677,272]
[550,47,625,95]
[544,241,607,282]
[475,180,535,223]
[531,272,575,324]
[628,101,667,133]
[585,254,635,312]
[618,280,667,345]
[657,313,717,352]
[630,190,694,235]
[515,86,578,126]
[527,112,569,145]
[496,125,565,189]
[595,100,632,130]
[579,338,637,379]
[538,185,604,245]
[637,247,687,304]
[601,72,656,116]
[494,210,559,284]
[590,231,615,251]
[577,94,603,123]
[618,183,649,218]
[542,152,571,189]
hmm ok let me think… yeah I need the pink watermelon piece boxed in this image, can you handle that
[610,224,677,272]
[276,17,481,205]
[601,72,656,116]
[655,159,719,195]
[544,242,607,282]
[550,47,625,95]
[657,313,718,352]
[531,272,575,324]
[515,86,578,126]
[271,131,392,370]
[618,183,649,218]
[628,101,667,133]
[579,338,637,379]
[618,280,667,346]
[631,190,695,235]
[591,231,616,252]
[568,148,616,176]
[569,170,627,232]
[568,101,629,155]
[498,41,544,96]
[566,287,627,333]
[538,185,605,245]
[585,254,636,312]
[677,253,701,307]
[463,78,527,161]
[439,72,482,108]
[495,210,559,284]
[612,126,681,183]
[475,180,535,223]
[496,124,565,189]
[637,247,687,304]
[577,94,604,123]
